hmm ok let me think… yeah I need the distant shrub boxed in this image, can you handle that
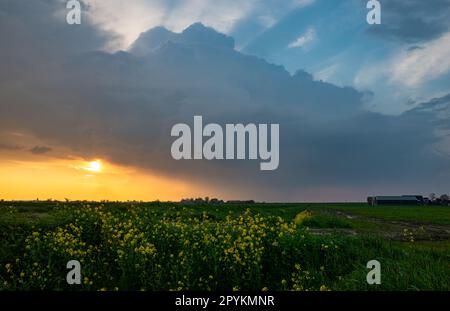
[293,210,312,225]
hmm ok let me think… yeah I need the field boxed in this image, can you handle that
[0,202,449,291]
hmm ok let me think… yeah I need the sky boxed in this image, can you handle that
[0,0,450,202]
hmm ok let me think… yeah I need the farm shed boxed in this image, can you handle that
[367,195,423,206]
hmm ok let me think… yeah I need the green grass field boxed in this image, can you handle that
[0,201,449,291]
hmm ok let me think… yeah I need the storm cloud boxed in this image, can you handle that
[30,146,52,155]
[365,0,450,43]
[1,0,449,201]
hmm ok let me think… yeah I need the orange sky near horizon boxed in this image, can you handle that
[0,156,204,201]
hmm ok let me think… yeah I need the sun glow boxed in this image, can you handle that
[76,160,103,173]
[0,157,206,201]
[86,160,102,173]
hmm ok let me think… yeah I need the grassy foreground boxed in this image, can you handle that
[0,202,449,291]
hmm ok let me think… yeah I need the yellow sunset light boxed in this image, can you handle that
[0,155,210,201]
[85,160,102,173]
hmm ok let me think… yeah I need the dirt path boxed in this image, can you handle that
[312,209,450,241]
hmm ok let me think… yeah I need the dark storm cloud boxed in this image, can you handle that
[365,0,450,43]
[30,146,52,155]
[1,1,449,200]
[0,143,23,151]
[0,0,114,82]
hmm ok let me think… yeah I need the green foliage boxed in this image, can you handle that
[302,215,353,229]
[0,202,448,291]
[332,205,450,225]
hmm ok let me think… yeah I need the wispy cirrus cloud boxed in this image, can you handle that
[353,30,450,114]
[390,32,450,87]
[288,27,316,48]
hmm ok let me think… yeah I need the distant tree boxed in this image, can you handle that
[440,194,449,202]
[429,193,436,201]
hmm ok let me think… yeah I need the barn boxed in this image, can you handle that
[367,195,423,206]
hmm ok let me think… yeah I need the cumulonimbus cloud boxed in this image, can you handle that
[82,0,313,50]
[1,0,449,201]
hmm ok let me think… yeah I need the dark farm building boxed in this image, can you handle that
[367,195,424,206]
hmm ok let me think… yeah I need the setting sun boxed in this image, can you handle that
[0,157,202,201]
[85,160,102,173]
